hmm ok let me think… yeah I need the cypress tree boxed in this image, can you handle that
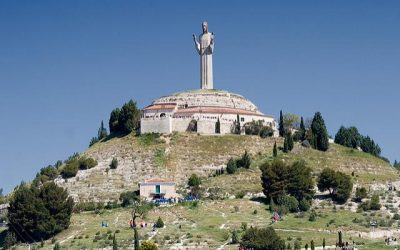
[98,121,108,140]
[273,141,278,157]
[215,117,221,134]
[279,110,285,137]
[287,132,294,151]
[299,116,306,141]
[310,240,315,250]
[283,136,289,153]
[338,231,342,247]
[113,234,118,250]
[311,112,329,151]
[322,238,326,250]
[235,114,241,134]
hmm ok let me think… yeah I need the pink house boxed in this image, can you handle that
[139,179,178,201]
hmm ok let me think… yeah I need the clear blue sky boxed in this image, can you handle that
[1,1,399,194]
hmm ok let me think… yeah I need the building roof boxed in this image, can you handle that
[139,179,176,186]
[174,106,269,117]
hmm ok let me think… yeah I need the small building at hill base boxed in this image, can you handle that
[139,179,178,201]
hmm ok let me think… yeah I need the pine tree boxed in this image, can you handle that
[134,228,140,250]
[273,141,278,157]
[109,108,121,133]
[279,110,285,137]
[215,117,221,134]
[311,112,329,151]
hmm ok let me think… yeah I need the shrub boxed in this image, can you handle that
[294,239,302,250]
[61,159,79,178]
[110,158,118,169]
[299,198,311,212]
[237,150,251,169]
[4,231,17,249]
[79,157,98,170]
[139,240,159,250]
[355,187,368,202]
[231,230,239,244]
[309,210,317,222]
[226,158,237,174]
[370,194,381,210]
[155,217,164,228]
[119,191,138,207]
[277,195,299,213]
[241,227,285,249]
[188,174,201,187]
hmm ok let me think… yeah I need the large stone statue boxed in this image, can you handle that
[193,21,214,90]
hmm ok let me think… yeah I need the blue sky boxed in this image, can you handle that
[1,1,399,194]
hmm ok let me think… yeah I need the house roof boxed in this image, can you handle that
[139,179,176,186]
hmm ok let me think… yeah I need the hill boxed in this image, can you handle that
[56,133,397,202]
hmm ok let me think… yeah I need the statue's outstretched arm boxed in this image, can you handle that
[193,34,201,54]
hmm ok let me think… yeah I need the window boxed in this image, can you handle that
[160,113,166,118]
[241,117,245,122]
[155,185,160,194]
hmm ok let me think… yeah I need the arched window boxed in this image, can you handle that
[160,113,166,118]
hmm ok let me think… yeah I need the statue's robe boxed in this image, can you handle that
[195,32,214,89]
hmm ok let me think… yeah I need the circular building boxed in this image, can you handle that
[140,89,275,134]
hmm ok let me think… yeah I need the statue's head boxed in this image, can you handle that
[202,21,208,33]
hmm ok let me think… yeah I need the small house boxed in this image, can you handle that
[139,179,178,201]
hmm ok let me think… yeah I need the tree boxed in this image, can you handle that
[53,243,61,250]
[134,228,140,250]
[317,168,352,203]
[233,114,241,134]
[238,150,251,169]
[109,108,121,134]
[61,158,79,178]
[299,117,306,141]
[310,240,315,250]
[283,113,300,133]
[110,157,118,169]
[98,120,108,140]
[139,241,159,250]
[287,132,294,151]
[260,160,314,203]
[131,199,153,225]
[355,187,368,202]
[338,231,342,247]
[334,126,361,149]
[113,234,118,250]
[241,227,285,250]
[231,230,239,244]
[119,100,141,133]
[294,240,301,250]
[283,136,289,153]
[273,141,278,157]
[215,117,221,134]
[322,238,326,250]
[360,135,381,157]
[188,174,201,187]
[305,243,308,250]
[4,231,17,249]
[310,112,329,151]
[394,160,400,169]
[279,110,285,137]
[226,158,238,174]
[8,182,73,241]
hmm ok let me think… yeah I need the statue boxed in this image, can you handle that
[193,21,214,90]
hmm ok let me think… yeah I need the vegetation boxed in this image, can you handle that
[317,168,353,203]
[355,187,368,202]
[241,227,285,250]
[119,191,138,207]
[279,110,285,137]
[215,117,221,134]
[8,182,73,242]
[273,141,278,157]
[89,121,108,147]
[79,157,98,170]
[139,241,159,250]
[155,217,164,228]
[310,112,329,151]
[110,157,118,169]
[109,100,141,134]
[244,120,274,138]
[188,174,201,187]
[226,158,238,174]
[260,160,314,205]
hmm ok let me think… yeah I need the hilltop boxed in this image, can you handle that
[56,133,397,202]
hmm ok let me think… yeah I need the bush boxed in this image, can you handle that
[119,191,138,207]
[61,159,79,178]
[231,230,239,244]
[355,187,368,202]
[226,158,237,174]
[393,214,400,220]
[188,174,201,187]
[139,240,159,250]
[110,158,118,169]
[4,231,17,249]
[370,194,381,210]
[155,217,164,228]
[277,195,299,213]
[299,198,311,212]
[237,151,251,169]
[309,210,317,221]
[79,157,98,170]
[241,227,285,249]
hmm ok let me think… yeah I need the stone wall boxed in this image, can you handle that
[141,117,172,134]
